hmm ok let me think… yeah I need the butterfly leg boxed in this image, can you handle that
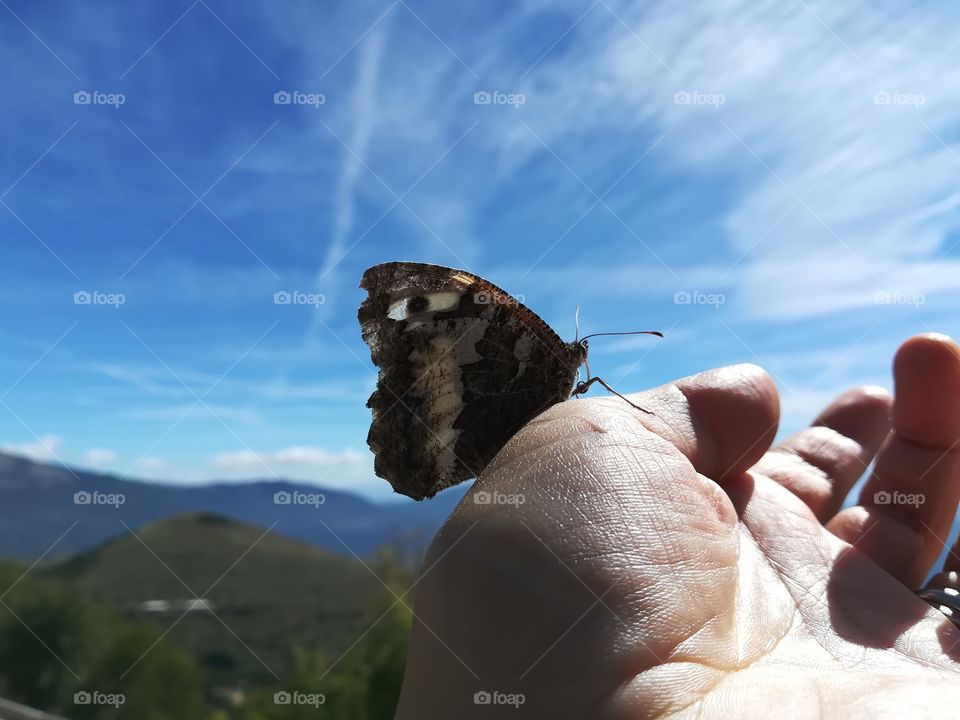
[571,376,655,415]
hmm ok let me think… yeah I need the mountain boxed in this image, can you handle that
[41,512,395,686]
[0,452,467,561]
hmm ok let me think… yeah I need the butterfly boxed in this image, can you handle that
[358,261,661,500]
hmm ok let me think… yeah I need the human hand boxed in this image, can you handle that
[396,334,960,719]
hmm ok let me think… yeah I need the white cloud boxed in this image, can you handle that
[137,456,167,471]
[120,456,170,481]
[2,435,64,462]
[209,445,366,474]
[207,445,381,496]
[81,448,117,466]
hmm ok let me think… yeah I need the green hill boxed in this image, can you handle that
[42,512,392,688]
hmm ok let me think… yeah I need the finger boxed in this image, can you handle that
[508,362,781,484]
[930,510,960,579]
[828,334,960,588]
[658,362,781,481]
[753,386,891,520]
[927,565,960,588]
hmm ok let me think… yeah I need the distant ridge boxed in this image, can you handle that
[0,451,466,560]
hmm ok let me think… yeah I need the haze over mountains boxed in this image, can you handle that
[0,451,465,561]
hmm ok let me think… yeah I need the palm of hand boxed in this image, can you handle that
[397,335,960,719]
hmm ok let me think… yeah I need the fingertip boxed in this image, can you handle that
[817,385,892,415]
[860,384,893,397]
[893,333,960,449]
[894,334,960,378]
[813,385,892,447]
[904,331,956,346]
[682,363,780,480]
[825,504,871,540]
[696,363,780,414]
[894,332,960,367]
[846,385,892,404]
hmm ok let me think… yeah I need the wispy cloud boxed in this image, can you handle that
[312,8,393,326]
[3,0,960,497]
[93,363,370,403]
[504,0,960,321]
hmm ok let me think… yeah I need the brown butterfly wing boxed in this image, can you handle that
[359,262,581,500]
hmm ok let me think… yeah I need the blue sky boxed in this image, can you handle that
[1,0,958,501]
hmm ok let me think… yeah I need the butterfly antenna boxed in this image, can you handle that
[580,330,664,341]
[572,331,661,415]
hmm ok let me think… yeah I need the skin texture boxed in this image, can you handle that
[395,333,960,719]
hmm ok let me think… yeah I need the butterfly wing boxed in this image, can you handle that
[359,262,580,500]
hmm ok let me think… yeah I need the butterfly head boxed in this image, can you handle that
[575,338,589,365]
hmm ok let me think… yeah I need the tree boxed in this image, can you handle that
[0,571,207,719]
[77,624,207,720]
[0,578,104,710]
